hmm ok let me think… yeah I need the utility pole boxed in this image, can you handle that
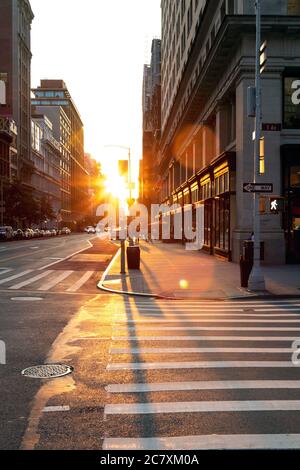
[248,0,266,291]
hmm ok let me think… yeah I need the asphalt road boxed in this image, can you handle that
[15,294,300,451]
[2,237,300,451]
[0,234,117,450]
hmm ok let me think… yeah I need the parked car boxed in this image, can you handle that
[24,228,34,239]
[39,229,45,237]
[33,229,41,238]
[13,229,24,240]
[50,229,57,237]
[0,226,14,241]
[61,227,71,235]
[44,230,52,237]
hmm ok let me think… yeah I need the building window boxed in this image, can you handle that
[260,137,265,175]
[283,75,300,129]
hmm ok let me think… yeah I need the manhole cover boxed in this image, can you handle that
[21,364,73,379]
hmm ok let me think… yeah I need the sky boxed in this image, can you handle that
[30,0,161,186]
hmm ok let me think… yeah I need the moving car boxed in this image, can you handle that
[85,226,96,234]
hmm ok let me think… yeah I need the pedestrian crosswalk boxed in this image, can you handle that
[103,298,300,450]
[0,267,97,293]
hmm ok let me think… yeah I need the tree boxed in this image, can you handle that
[5,180,40,227]
[39,195,55,223]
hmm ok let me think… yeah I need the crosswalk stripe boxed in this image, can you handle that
[256,309,300,312]
[117,307,300,313]
[110,347,294,354]
[105,400,300,415]
[103,434,300,450]
[107,361,297,371]
[113,326,300,332]
[121,300,299,305]
[38,271,73,291]
[9,271,53,290]
[66,271,94,292]
[113,319,300,324]
[106,380,300,393]
[113,313,300,318]
[112,335,300,342]
[120,307,245,311]
[0,270,33,286]
[0,269,13,276]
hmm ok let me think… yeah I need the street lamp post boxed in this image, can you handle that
[104,144,133,272]
[248,0,266,291]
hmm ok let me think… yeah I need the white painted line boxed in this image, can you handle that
[0,268,13,276]
[0,270,33,286]
[256,309,300,312]
[9,271,53,290]
[38,240,93,270]
[30,247,39,250]
[113,319,300,324]
[106,380,300,393]
[120,301,300,307]
[120,308,245,312]
[43,406,70,413]
[103,434,300,450]
[11,297,44,301]
[38,271,73,291]
[66,271,94,293]
[113,326,300,332]
[110,347,293,354]
[112,335,300,342]
[113,313,300,318]
[107,361,296,371]
[105,400,300,415]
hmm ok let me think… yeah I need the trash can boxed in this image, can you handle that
[240,255,252,288]
[240,240,265,288]
[127,245,140,270]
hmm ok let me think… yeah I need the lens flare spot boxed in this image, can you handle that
[179,280,189,290]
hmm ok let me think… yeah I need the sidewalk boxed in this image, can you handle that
[100,241,300,300]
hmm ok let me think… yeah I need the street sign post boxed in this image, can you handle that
[248,0,266,291]
[243,183,273,193]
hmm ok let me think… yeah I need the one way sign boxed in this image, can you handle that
[243,183,273,193]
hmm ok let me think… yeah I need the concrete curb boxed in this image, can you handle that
[98,246,300,301]
[97,248,158,298]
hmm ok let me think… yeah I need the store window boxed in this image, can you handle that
[191,183,199,203]
[200,175,211,200]
[183,189,190,205]
[214,196,230,252]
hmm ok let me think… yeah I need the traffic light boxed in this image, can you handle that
[269,197,285,214]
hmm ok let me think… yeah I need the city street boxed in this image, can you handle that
[4,291,299,450]
[0,234,117,449]
[1,0,300,458]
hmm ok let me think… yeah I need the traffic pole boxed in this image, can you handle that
[120,239,126,274]
[248,0,266,291]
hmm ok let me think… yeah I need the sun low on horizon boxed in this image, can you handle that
[30,0,161,202]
